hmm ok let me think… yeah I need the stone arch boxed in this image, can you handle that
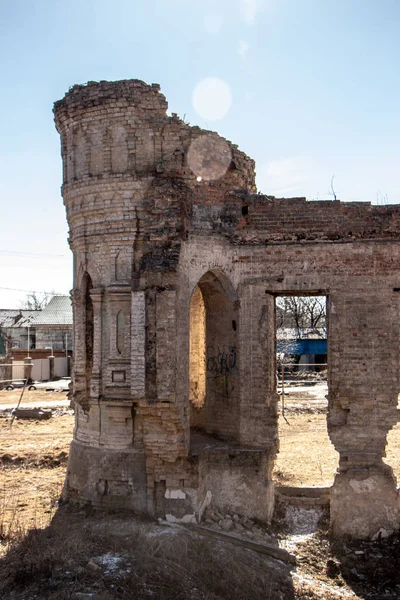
[189,269,240,442]
[76,257,102,289]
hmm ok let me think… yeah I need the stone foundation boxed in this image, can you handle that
[63,441,147,512]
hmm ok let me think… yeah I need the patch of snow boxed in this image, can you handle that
[165,488,186,499]
[147,524,182,537]
[284,506,322,535]
[279,532,316,553]
[91,553,127,575]
[166,513,196,524]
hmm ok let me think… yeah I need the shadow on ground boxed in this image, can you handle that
[0,506,296,600]
[329,531,400,599]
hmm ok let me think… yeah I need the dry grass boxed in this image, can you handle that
[0,390,72,543]
[0,388,68,405]
[275,412,400,487]
[0,510,296,600]
[2,405,400,599]
[2,398,400,542]
[274,413,339,487]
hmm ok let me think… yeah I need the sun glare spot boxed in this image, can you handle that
[192,78,232,121]
[187,134,232,182]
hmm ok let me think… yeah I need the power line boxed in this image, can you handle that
[0,250,70,259]
[1,263,71,270]
[0,286,68,294]
[0,250,68,257]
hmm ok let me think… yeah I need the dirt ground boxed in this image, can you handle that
[0,389,72,537]
[1,385,400,532]
[275,383,400,486]
[0,387,69,407]
[2,386,400,598]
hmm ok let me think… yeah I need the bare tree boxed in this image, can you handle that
[19,291,52,311]
[276,296,326,339]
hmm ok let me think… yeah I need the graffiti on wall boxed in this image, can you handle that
[206,345,236,376]
[206,345,236,398]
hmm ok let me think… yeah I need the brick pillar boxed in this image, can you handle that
[70,289,83,370]
[328,290,400,538]
[131,291,146,400]
[237,284,278,523]
[89,288,103,401]
[70,288,86,407]
[238,284,279,449]
[156,289,177,402]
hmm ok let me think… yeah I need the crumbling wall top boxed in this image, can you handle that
[54,79,168,129]
[53,79,256,192]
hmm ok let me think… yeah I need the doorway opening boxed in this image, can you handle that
[189,270,239,443]
[273,294,338,487]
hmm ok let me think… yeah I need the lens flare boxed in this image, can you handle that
[192,78,232,121]
[187,134,232,182]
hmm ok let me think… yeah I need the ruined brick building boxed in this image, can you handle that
[54,79,400,539]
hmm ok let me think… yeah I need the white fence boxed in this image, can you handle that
[54,357,68,378]
[12,357,69,382]
[11,362,26,382]
[31,359,50,381]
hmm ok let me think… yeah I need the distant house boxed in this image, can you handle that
[0,296,73,382]
[0,296,73,355]
[28,296,73,351]
[0,309,40,354]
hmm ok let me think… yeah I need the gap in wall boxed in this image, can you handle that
[383,409,400,484]
[273,294,338,487]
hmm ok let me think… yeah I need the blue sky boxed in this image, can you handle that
[1,0,399,307]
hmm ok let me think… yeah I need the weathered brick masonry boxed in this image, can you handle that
[54,79,400,538]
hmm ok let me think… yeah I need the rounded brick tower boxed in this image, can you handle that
[54,80,262,517]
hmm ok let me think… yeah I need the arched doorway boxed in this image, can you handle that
[189,270,239,442]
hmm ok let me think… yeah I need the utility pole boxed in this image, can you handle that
[26,325,31,360]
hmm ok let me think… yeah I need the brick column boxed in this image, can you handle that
[70,288,86,407]
[89,288,103,401]
[70,288,83,371]
[238,284,279,449]
[236,284,278,522]
[156,289,177,402]
[131,291,146,400]
[328,290,400,538]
